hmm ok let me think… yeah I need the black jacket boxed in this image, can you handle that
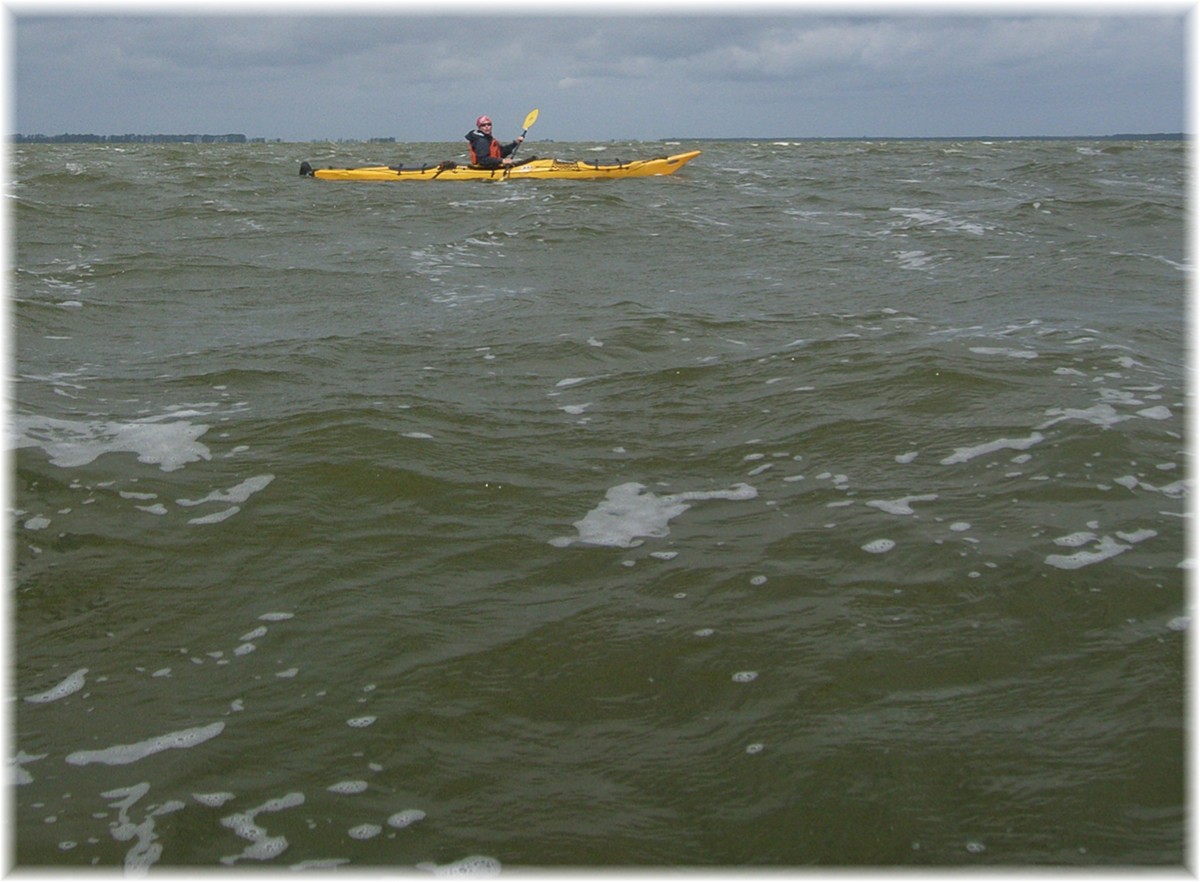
[465,130,519,168]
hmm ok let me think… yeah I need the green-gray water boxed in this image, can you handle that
[11,138,1187,868]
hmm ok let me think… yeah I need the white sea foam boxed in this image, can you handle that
[1046,534,1131,570]
[1117,528,1158,544]
[327,780,369,795]
[11,750,47,785]
[1055,531,1097,548]
[866,494,937,516]
[11,413,211,472]
[349,823,382,840]
[193,792,236,807]
[388,809,426,828]
[890,207,987,236]
[970,346,1039,359]
[220,791,304,865]
[862,539,896,554]
[1039,403,1129,429]
[188,506,240,525]
[550,481,757,548]
[66,721,225,766]
[177,474,274,507]
[941,432,1043,465]
[417,855,502,876]
[103,783,186,874]
[25,668,88,703]
[895,250,934,269]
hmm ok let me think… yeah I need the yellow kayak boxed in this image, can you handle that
[300,150,700,182]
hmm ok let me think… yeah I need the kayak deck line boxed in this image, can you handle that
[298,150,701,182]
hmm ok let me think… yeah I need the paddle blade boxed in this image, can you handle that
[522,109,539,131]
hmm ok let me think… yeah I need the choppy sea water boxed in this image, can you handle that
[9,138,1187,868]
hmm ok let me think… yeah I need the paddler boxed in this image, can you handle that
[465,116,524,169]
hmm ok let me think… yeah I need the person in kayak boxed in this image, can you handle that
[465,116,524,169]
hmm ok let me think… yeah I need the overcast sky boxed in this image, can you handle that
[8,4,1189,142]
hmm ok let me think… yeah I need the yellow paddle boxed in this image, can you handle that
[511,108,538,159]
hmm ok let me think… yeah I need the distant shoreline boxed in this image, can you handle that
[672,133,1186,142]
[9,132,1187,144]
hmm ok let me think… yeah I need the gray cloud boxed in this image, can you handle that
[12,13,1185,141]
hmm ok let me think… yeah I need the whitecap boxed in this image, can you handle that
[970,346,1038,359]
[1045,535,1131,570]
[941,432,1043,465]
[292,859,351,870]
[551,482,757,548]
[12,412,211,472]
[388,809,426,828]
[349,824,382,840]
[25,668,88,703]
[1039,404,1129,429]
[327,780,369,795]
[417,855,502,876]
[193,792,236,808]
[66,721,225,766]
[177,474,274,507]
[866,494,937,516]
[188,506,240,525]
[862,539,895,554]
[1054,531,1097,548]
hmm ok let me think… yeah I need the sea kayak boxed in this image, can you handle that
[299,150,700,182]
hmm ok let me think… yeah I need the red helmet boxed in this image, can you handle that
[475,116,492,128]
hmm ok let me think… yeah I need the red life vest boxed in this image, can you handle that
[468,133,503,165]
